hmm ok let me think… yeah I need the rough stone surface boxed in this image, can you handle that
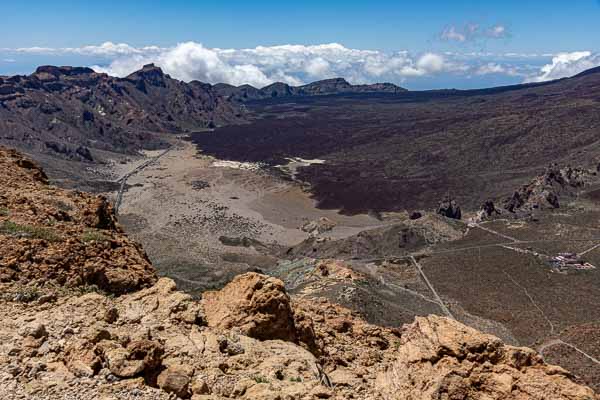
[201,272,298,342]
[505,163,593,214]
[378,315,598,400]
[0,147,157,293]
[0,148,596,400]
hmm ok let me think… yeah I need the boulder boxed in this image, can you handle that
[201,273,297,342]
[97,339,164,378]
[157,365,193,398]
[408,211,422,220]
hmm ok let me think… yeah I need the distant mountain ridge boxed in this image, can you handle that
[213,77,407,102]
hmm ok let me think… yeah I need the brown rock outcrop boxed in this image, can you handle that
[378,315,597,400]
[0,146,156,293]
[201,272,298,342]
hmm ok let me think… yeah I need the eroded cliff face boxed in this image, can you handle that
[0,147,596,400]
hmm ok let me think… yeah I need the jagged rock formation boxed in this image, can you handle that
[214,77,407,102]
[0,64,243,160]
[471,199,502,223]
[505,163,593,214]
[0,147,597,399]
[201,273,302,343]
[437,196,462,220]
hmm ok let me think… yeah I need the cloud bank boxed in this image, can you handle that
[87,42,472,87]
[525,51,600,82]
[2,41,598,88]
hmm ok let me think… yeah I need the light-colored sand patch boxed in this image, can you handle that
[211,160,264,171]
[276,157,327,179]
[248,186,386,239]
[284,157,326,165]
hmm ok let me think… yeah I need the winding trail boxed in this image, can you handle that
[503,270,555,335]
[579,242,600,257]
[378,275,441,307]
[410,256,455,319]
[539,339,600,366]
[473,223,519,242]
[114,146,173,215]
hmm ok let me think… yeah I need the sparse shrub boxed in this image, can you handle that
[0,220,61,242]
[253,376,269,384]
[74,284,103,296]
[289,377,302,382]
[52,200,73,212]
[12,287,41,303]
[0,207,8,216]
[81,230,109,243]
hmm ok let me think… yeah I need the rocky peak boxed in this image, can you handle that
[34,66,96,77]
[126,63,168,87]
[378,316,598,399]
[300,77,352,94]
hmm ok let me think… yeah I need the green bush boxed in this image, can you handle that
[0,207,8,216]
[81,230,109,243]
[0,220,61,242]
[253,376,269,384]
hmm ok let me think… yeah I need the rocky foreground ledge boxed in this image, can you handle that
[0,147,597,399]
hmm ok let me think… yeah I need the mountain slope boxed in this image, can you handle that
[214,77,407,102]
[193,66,600,214]
[0,64,243,161]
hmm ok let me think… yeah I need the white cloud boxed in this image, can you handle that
[525,51,600,82]
[416,53,446,73]
[10,42,165,57]
[15,46,56,54]
[487,25,507,38]
[441,23,509,43]
[476,63,506,75]
[441,26,467,42]
[304,57,331,77]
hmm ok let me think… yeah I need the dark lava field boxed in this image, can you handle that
[192,69,600,214]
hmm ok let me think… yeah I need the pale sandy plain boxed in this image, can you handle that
[103,139,388,293]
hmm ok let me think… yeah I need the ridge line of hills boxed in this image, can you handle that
[3,62,600,200]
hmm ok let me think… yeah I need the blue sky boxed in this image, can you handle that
[2,0,600,89]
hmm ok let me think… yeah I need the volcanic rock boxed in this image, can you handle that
[378,315,597,400]
[505,163,593,213]
[0,147,597,399]
[200,272,298,342]
[301,217,337,236]
[437,195,462,219]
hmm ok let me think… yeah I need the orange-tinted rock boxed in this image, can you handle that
[201,273,297,342]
